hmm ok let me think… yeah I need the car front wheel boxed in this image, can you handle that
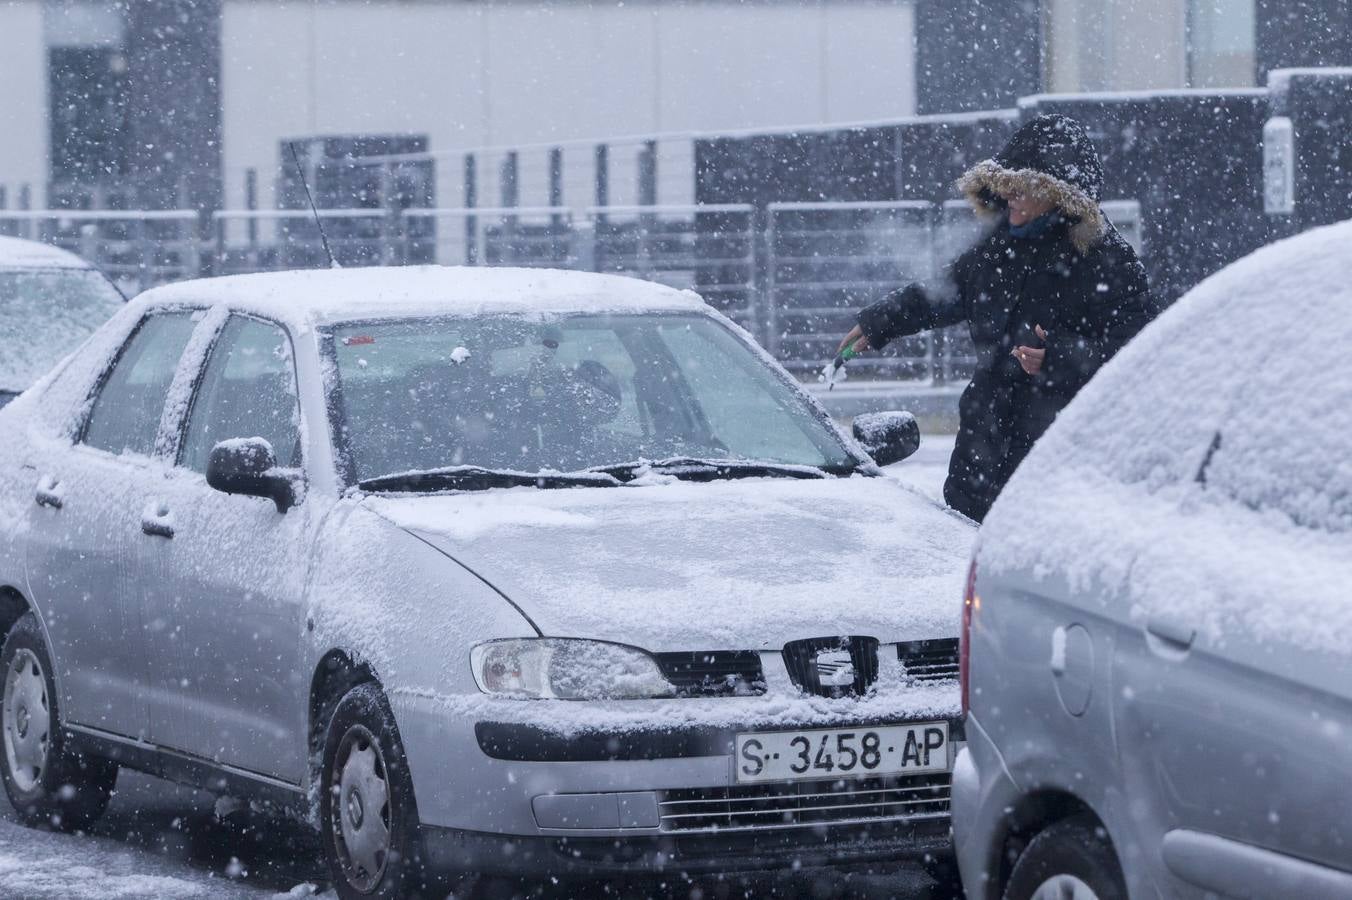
[0,612,117,831]
[320,681,438,900]
[1003,814,1127,900]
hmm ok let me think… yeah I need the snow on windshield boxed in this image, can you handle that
[0,268,124,393]
[328,312,855,483]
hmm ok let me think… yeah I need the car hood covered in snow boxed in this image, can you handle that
[365,475,974,652]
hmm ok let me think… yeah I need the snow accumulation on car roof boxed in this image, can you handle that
[0,236,91,270]
[982,217,1352,659]
[134,266,709,327]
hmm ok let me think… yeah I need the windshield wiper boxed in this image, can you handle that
[357,466,622,493]
[588,457,838,483]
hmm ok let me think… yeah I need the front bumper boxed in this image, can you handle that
[422,816,953,877]
[394,689,963,875]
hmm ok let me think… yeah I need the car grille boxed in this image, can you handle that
[654,650,766,697]
[782,636,880,697]
[897,638,960,682]
[658,772,951,834]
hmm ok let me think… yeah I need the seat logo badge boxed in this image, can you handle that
[815,649,855,687]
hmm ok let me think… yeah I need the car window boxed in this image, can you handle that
[0,268,125,393]
[656,321,832,463]
[1201,323,1352,532]
[500,325,645,438]
[180,315,301,474]
[81,311,197,456]
[327,313,854,482]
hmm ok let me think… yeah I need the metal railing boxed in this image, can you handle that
[765,200,956,379]
[0,209,200,295]
[585,204,757,332]
[2,200,1144,385]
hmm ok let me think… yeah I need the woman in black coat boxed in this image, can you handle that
[839,114,1160,522]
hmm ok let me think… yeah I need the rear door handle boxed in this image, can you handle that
[140,501,174,539]
[1146,616,1195,650]
[34,475,64,509]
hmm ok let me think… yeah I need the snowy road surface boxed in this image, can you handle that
[0,432,959,899]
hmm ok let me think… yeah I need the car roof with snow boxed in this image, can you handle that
[0,235,92,270]
[134,266,710,327]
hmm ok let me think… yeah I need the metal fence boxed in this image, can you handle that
[0,200,1143,384]
[0,210,201,293]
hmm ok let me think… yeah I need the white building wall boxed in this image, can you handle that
[221,0,916,210]
[0,0,49,209]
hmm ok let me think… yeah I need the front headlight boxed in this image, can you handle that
[470,638,677,700]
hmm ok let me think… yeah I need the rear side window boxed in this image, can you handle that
[1203,322,1352,532]
[81,312,197,456]
[179,315,301,474]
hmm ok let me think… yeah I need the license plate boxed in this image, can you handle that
[734,723,949,783]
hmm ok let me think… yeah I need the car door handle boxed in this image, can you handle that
[141,516,174,539]
[34,476,64,509]
[1145,616,1195,650]
[140,503,175,539]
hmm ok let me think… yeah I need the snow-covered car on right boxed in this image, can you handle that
[951,218,1352,900]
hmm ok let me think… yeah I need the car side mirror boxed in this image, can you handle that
[852,411,921,467]
[206,438,298,513]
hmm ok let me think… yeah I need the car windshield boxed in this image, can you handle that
[326,312,858,487]
[0,268,124,394]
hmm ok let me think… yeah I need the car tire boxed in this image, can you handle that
[320,681,439,900]
[1003,814,1127,900]
[0,612,117,831]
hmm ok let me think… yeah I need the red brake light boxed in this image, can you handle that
[960,558,978,717]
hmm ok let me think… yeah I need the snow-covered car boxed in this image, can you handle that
[951,219,1352,899]
[0,267,974,898]
[0,235,124,408]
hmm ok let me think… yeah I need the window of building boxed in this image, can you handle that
[1189,0,1257,87]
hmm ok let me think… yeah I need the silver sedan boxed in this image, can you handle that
[0,266,974,899]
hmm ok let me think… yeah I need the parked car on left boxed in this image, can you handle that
[0,266,974,899]
[0,236,125,408]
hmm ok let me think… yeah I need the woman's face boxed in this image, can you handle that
[1004,191,1056,226]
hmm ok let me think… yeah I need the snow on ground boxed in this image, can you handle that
[0,767,943,899]
[0,769,326,899]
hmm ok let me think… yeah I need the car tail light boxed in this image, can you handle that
[960,558,978,717]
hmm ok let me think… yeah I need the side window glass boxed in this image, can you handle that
[181,316,301,474]
[82,312,197,456]
[1203,326,1351,533]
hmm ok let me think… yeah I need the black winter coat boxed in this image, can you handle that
[858,217,1157,522]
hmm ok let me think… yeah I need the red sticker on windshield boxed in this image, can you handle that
[343,335,376,346]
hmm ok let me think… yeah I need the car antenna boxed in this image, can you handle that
[287,141,340,269]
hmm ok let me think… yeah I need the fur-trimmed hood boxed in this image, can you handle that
[958,114,1107,254]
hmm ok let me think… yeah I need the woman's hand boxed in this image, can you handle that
[837,325,871,355]
[1012,324,1047,375]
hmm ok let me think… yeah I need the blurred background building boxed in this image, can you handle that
[1,0,1348,211]
[0,0,1347,410]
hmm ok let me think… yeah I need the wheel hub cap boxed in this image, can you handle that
[332,727,392,893]
[1031,874,1102,900]
[3,650,50,794]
